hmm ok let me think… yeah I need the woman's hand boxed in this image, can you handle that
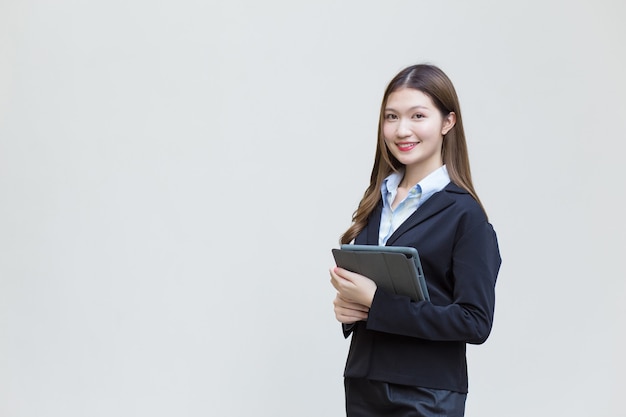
[333,294,369,324]
[329,267,377,323]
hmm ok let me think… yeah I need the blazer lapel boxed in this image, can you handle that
[385,187,456,246]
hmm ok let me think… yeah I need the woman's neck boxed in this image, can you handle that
[400,163,443,189]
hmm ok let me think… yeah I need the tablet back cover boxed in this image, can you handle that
[332,247,429,302]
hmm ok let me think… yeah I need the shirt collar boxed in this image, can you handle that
[382,170,403,194]
[381,165,450,206]
[381,170,403,208]
[420,165,450,197]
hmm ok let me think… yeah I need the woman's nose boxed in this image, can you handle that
[396,119,411,137]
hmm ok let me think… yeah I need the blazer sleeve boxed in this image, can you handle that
[342,323,356,338]
[365,220,501,344]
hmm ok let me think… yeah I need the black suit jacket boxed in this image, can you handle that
[343,182,501,393]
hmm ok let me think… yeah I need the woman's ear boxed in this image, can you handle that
[442,112,456,135]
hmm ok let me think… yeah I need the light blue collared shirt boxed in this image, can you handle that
[378,165,450,245]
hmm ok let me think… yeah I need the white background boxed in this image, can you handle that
[1,1,625,416]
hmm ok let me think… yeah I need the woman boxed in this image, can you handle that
[330,64,501,417]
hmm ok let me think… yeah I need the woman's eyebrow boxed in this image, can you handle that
[385,105,430,112]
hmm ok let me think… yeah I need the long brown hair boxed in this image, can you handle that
[340,64,487,244]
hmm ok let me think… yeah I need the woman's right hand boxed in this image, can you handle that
[333,294,369,324]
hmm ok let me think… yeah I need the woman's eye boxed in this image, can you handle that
[413,113,424,119]
[385,114,398,120]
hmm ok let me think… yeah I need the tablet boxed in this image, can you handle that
[332,244,429,302]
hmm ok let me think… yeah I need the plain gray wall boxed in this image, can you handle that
[1,1,625,416]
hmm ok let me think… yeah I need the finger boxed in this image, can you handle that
[335,297,369,313]
[329,268,341,290]
[330,275,343,292]
[338,304,370,314]
[334,267,364,282]
[336,308,368,322]
[347,304,370,313]
[336,294,369,308]
[330,269,356,293]
[329,267,348,283]
[336,310,366,322]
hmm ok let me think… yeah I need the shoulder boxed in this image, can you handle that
[442,182,486,218]
[440,182,496,240]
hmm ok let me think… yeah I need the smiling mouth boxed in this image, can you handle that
[397,142,418,151]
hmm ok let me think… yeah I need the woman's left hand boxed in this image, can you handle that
[329,267,377,308]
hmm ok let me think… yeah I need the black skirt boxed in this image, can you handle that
[344,377,467,417]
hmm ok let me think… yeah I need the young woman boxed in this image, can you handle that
[330,64,501,417]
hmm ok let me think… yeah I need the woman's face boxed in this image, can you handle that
[382,88,455,175]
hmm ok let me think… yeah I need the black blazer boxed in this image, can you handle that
[343,182,501,393]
